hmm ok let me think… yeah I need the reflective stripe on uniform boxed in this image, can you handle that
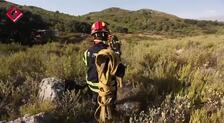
[83,50,88,66]
[87,80,99,87]
[88,85,99,93]
[86,75,99,87]
[83,51,99,92]
[86,75,99,92]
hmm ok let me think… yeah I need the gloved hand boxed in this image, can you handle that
[115,63,126,77]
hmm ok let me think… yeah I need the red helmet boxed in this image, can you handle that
[91,21,108,35]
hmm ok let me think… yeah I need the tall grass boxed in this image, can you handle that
[0,34,224,122]
[122,34,224,122]
[0,42,89,120]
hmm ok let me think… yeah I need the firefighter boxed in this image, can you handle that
[83,21,124,108]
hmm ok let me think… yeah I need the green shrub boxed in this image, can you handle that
[54,90,95,123]
[19,100,56,116]
[0,79,39,120]
[122,34,224,122]
[1,34,224,122]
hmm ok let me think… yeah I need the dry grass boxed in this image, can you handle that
[122,34,224,122]
[0,33,224,122]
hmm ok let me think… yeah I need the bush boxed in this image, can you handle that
[19,100,56,116]
[122,34,224,122]
[1,34,224,122]
[53,90,95,123]
[0,42,88,121]
[0,79,39,120]
[115,26,129,33]
[130,95,191,123]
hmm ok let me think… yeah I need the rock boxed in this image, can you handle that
[116,84,158,116]
[39,77,65,101]
[176,49,184,55]
[117,84,157,103]
[116,101,141,115]
[6,112,54,123]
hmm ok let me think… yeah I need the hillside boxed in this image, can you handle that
[200,16,224,22]
[1,1,79,24]
[1,1,224,123]
[82,7,224,35]
[0,1,91,44]
[1,1,224,44]
[83,7,183,33]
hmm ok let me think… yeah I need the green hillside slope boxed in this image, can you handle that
[82,7,224,35]
[1,1,224,44]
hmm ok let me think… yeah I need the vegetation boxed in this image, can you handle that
[122,34,224,122]
[0,41,91,121]
[0,1,91,44]
[1,1,224,122]
[0,33,224,122]
[83,8,224,35]
[1,1,224,44]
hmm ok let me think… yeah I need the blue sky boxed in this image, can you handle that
[5,0,224,19]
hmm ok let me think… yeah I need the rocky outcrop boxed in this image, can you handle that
[38,77,65,101]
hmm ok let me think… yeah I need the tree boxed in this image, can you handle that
[0,8,50,44]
